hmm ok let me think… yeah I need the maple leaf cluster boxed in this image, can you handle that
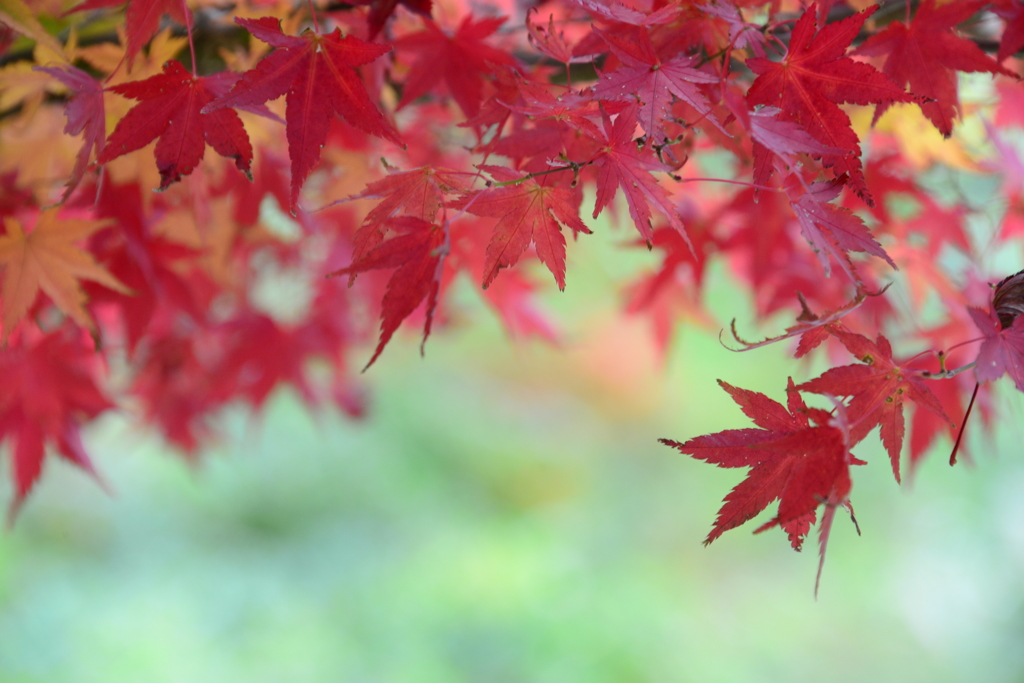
[0,0,1022,589]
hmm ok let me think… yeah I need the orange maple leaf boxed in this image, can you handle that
[0,209,130,340]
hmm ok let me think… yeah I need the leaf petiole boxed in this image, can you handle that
[918,361,977,380]
[485,159,594,188]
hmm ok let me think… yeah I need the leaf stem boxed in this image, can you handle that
[677,177,778,192]
[182,0,198,77]
[942,335,986,356]
[696,48,728,68]
[950,382,981,466]
[308,0,321,34]
[919,361,976,380]
[486,159,595,188]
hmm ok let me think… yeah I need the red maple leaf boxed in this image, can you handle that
[624,208,720,354]
[98,60,253,191]
[698,0,768,59]
[448,166,591,290]
[209,311,339,409]
[130,324,223,454]
[526,9,576,65]
[64,0,189,69]
[0,329,113,520]
[0,23,13,55]
[787,176,896,282]
[797,328,951,483]
[725,98,847,189]
[566,0,682,27]
[855,0,1016,138]
[213,146,291,228]
[348,0,432,39]
[393,14,519,118]
[592,26,723,144]
[909,363,972,472]
[328,217,447,369]
[337,164,471,266]
[206,17,402,212]
[660,378,858,592]
[446,214,561,343]
[34,65,106,203]
[862,153,972,258]
[504,83,607,143]
[84,181,204,355]
[746,4,918,204]
[590,103,687,247]
[970,305,1024,391]
[352,165,470,226]
[992,0,1024,66]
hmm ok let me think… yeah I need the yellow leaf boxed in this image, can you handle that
[0,108,78,201]
[849,103,984,172]
[0,209,130,340]
[72,40,126,76]
[0,0,67,65]
[0,55,64,113]
[125,28,186,80]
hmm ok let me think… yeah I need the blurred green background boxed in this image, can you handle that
[3,222,1024,683]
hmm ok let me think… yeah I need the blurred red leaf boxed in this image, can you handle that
[328,217,447,369]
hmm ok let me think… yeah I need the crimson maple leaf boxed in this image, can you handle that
[83,181,204,355]
[206,17,402,212]
[970,305,1024,391]
[350,165,470,226]
[699,0,768,59]
[504,83,607,143]
[797,328,951,483]
[992,0,1024,65]
[446,214,561,343]
[566,0,682,26]
[661,378,858,592]
[34,65,106,203]
[98,60,253,191]
[855,0,1016,138]
[393,14,519,118]
[209,311,337,409]
[328,217,447,369]
[0,23,12,54]
[213,146,290,228]
[526,9,576,64]
[746,4,918,204]
[590,103,688,247]
[909,369,970,471]
[787,176,896,282]
[592,26,724,144]
[624,213,720,354]
[730,102,845,189]
[64,0,189,69]
[130,324,224,454]
[336,164,471,267]
[0,329,113,521]
[348,0,432,39]
[448,166,591,290]
[660,378,852,546]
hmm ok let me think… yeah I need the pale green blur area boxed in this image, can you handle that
[3,212,1024,683]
